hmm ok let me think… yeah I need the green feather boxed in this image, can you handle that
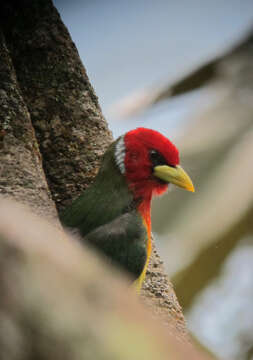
[60,141,148,279]
[85,212,147,278]
[61,142,131,234]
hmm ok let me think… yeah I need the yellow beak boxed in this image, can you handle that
[153,165,195,192]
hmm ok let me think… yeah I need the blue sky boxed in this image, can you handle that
[54,0,253,136]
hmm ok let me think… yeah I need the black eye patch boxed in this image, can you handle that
[149,149,176,168]
[149,149,168,167]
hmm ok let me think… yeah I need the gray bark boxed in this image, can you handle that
[1,0,112,211]
[0,0,188,345]
[0,30,57,220]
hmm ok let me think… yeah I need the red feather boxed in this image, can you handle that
[124,127,179,201]
[123,128,180,284]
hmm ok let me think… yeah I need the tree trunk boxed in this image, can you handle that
[1,0,112,211]
[0,0,188,345]
[0,30,57,220]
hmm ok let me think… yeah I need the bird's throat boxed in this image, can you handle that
[139,198,152,249]
[138,199,151,246]
[133,198,152,292]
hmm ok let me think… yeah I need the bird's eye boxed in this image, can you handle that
[149,149,176,168]
[149,149,168,167]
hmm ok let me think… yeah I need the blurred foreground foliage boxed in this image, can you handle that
[0,200,212,360]
[151,29,253,360]
[113,27,253,359]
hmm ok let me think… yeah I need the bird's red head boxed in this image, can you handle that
[114,127,194,237]
[115,128,180,202]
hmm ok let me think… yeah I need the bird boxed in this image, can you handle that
[60,127,194,291]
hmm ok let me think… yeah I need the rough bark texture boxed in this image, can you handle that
[1,0,112,211]
[0,0,188,348]
[142,246,186,336]
[0,30,57,220]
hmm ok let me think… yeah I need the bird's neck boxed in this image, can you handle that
[137,197,151,233]
[130,180,167,235]
[137,195,152,256]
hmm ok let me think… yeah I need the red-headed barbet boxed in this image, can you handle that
[61,128,194,290]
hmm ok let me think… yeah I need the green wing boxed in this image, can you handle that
[72,211,147,280]
[60,144,147,278]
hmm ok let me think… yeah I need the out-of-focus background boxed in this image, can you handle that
[54,1,253,359]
